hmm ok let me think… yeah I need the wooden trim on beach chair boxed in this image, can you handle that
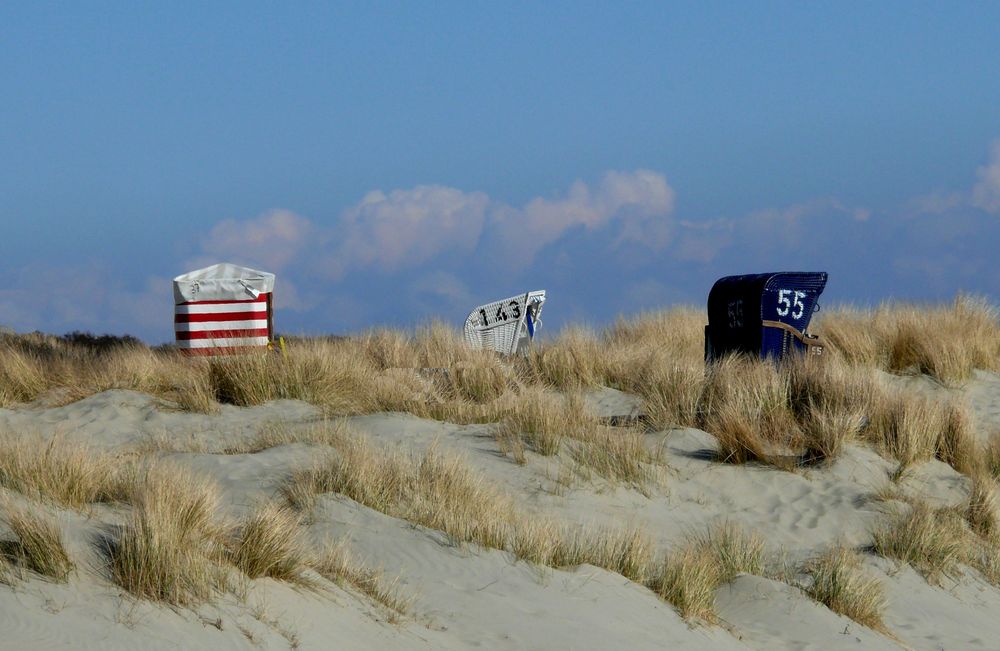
[761,320,825,356]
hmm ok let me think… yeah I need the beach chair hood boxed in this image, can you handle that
[173,263,275,304]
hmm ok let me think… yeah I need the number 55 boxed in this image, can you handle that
[776,290,807,319]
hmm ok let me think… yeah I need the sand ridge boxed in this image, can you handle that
[2,373,1000,649]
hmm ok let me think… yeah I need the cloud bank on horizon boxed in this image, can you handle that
[2,142,1000,344]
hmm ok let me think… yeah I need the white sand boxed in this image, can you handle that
[2,373,1000,649]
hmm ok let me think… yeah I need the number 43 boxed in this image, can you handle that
[776,290,806,320]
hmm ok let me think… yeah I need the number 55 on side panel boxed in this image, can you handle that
[776,289,807,320]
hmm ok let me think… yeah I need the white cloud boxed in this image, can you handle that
[494,169,676,259]
[972,140,1000,214]
[329,185,490,278]
[189,171,676,282]
[196,209,315,271]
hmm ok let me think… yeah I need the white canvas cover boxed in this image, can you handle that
[464,290,545,355]
[173,263,275,304]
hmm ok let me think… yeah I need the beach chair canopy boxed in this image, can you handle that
[464,290,546,355]
[173,263,275,355]
[705,272,827,361]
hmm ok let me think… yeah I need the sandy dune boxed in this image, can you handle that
[2,372,1000,650]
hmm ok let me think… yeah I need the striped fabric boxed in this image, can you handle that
[174,293,271,355]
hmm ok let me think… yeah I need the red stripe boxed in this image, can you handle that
[175,328,269,341]
[180,346,268,356]
[174,311,266,324]
[177,293,270,306]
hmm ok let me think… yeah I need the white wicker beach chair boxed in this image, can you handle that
[463,291,546,355]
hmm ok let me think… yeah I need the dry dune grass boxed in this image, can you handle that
[872,502,967,583]
[227,502,310,582]
[698,356,799,466]
[521,326,606,389]
[285,437,662,596]
[599,308,706,430]
[0,433,134,508]
[206,340,375,413]
[804,546,886,632]
[1,301,995,492]
[622,357,705,431]
[661,349,983,475]
[865,392,978,474]
[1,297,996,445]
[787,355,876,460]
[566,423,653,487]
[985,432,1000,480]
[497,388,576,457]
[0,554,12,586]
[873,482,1000,591]
[704,522,766,580]
[647,523,765,622]
[1,504,74,582]
[228,419,353,455]
[819,295,1000,385]
[314,542,413,618]
[287,432,778,620]
[109,462,228,605]
[493,388,655,486]
[0,346,49,407]
[965,476,999,538]
[648,545,720,621]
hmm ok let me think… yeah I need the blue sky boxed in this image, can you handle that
[2,2,1000,342]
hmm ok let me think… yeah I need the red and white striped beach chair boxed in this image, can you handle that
[173,263,275,356]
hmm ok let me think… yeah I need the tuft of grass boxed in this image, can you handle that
[2,505,74,582]
[314,542,413,618]
[985,431,1000,480]
[701,522,765,581]
[965,476,999,538]
[935,400,979,476]
[497,389,655,486]
[362,328,421,371]
[816,306,890,369]
[444,357,515,404]
[648,545,721,622]
[207,340,376,413]
[630,358,705,431]
[804,547,886,631]
[567,425,653,488]
[0,553,14,586]
[498,388,572,456]
[227,502,310,582]
[108,462,226,605]
[548,525,656,583]
[0,346,50,407]
[521,327,605,389]
[886,296,1000,385]
[647,523,765,622]
[866,392,945,471]
[872,502,966,583]
[799,403,865,464]
[787,355,878,464]
[0,433,133,509]
[226,419,353,455]
[699,356,799,467]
